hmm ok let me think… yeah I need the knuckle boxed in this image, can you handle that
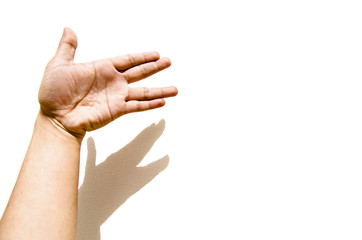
[137,102,142,111]
[140,65,149,77]
[127,54,136,66]
[143,87,150,100]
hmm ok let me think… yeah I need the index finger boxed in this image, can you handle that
[110,51,160,71]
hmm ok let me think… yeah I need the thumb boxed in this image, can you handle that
[55,27,78,62]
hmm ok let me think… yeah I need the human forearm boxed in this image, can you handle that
[0,111,82,240]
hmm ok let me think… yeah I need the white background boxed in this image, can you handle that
[1,0,362,239]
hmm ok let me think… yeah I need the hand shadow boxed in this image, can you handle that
[76,120,169,240]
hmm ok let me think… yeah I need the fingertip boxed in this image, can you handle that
[158,98,166,106]
[172,86,178,96]
[162,57,172,67]
[63,26,74,34]
[61,27,77,46]
[157,57,172,70]
[163,57,171,65]
[151,98,166,109]
[163,86,178,97]
[144,51,161,61]
[154,51,161,59]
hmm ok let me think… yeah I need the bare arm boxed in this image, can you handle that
[0,112,82,239]
[0,28,177,240]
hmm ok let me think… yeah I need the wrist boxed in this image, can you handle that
[35,111,84,145]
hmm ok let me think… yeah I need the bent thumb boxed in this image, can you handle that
[55,27,78,62]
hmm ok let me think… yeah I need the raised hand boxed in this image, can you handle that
[38,28,178,137]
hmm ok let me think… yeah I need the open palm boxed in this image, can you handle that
[38,28,177,136]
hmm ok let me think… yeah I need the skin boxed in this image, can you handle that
[0,27,178,240]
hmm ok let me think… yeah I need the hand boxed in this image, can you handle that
[38,28,178,137]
